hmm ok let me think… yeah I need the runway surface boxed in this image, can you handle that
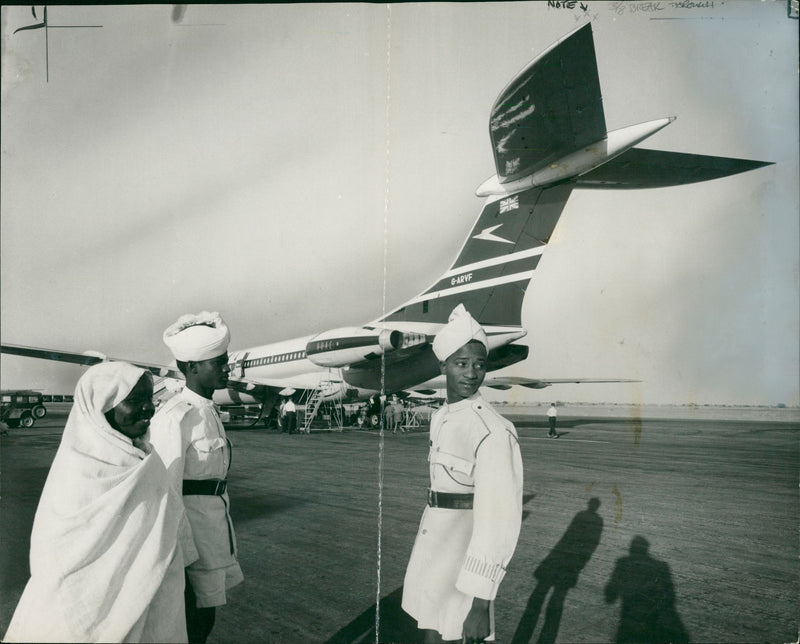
[1,410,797,643]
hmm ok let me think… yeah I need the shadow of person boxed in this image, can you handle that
[325,585,423,643]
[604,536,690,644]
[512,498,604,644]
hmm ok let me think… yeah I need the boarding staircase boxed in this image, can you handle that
[301,387,325,433]
[300,373,344,433]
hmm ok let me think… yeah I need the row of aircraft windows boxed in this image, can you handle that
[240,351,307,369]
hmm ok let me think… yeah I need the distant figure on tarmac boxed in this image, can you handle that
[4,362,190,643]
[547,403,558,438]
[402,304,523,643]
[283,397,297,434]
[150,311,243,643]
[277,398,286,432]
[387,395,403,433]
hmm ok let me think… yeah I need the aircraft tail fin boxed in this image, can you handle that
[379,26,595,329]
[377,21,771,331]
[380,181,573,328]
[490,23,605,185]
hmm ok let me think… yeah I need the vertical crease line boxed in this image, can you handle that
[375,4,392,643]
[45,7,49,83]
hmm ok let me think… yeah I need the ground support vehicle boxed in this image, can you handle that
[1,390,47,428]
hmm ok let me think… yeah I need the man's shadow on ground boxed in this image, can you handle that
[325,585,421,643]
[511,498,604,644]
[604,535,689,644]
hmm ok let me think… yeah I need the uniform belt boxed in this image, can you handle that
[182,479,227,496]
[427,489,474,510]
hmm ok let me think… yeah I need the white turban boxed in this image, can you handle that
[432,304,489,361]
[163,311,230,362]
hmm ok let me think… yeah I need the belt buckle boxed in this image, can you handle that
[214,480,226,495]
[428,489,437,507]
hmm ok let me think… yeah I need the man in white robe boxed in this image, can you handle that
[4,362,191,643]
[402,304,524,643]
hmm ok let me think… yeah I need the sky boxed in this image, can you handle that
[1,2,798,407]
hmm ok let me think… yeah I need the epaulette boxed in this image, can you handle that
[470,399,498,420]
[471,399,514,433]
[158,396,194,421]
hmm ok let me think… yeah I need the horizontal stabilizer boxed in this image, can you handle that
[408,389,438,396]
[575,148,773,189]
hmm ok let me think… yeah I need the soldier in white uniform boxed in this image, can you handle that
[402,304,523,643]
[150,311,244,643]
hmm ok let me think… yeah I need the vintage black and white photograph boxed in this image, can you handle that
[1,2,798,642]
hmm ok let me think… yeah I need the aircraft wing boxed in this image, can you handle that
[1,342,281,410]
[482,376,640,390]
[1,343,182,379]
[574,148,773,190]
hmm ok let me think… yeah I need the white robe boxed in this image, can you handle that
[4,362,188,643]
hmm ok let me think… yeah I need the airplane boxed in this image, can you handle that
[0,23,771,423]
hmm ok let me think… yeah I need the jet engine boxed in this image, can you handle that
[305,327,426,367]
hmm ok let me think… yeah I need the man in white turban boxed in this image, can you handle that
[402,303,524,643]
[4,362,191,643]
[149,312,243,643]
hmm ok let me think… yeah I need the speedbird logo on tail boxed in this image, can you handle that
[473,225,514,244]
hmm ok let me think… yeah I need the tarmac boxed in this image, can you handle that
[1,408,797,643]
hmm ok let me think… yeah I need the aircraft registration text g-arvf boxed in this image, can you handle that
[451,273,473,287]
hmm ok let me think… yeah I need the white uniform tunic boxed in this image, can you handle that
[149,388,244,608]
[402,394,523,640]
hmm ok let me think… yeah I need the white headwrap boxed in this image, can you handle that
[4,362,187,643]
[432,304,489,361]
[77,359,148,414]
[163,311,230,362]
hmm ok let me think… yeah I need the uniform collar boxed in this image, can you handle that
[181,386,216,409]
[444,393,481,413]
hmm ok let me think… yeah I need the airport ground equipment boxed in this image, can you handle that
[219,403,265,427]
[0,390,47,428]
[401,405,421,431]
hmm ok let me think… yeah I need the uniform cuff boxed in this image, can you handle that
[455,554,507,600]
